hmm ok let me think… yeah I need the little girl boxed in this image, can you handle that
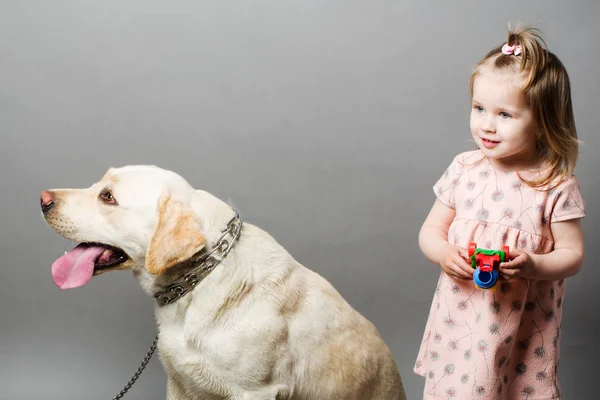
[414,26,585,399]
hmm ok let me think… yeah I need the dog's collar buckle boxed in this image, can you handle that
[153,209,243,306]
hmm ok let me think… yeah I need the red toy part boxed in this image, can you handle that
[479,254,499,272]
[502,245,510,260]
[468,242,510,271]
[468,242,476,258]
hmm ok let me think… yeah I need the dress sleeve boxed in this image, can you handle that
[550,175,586,223]
[433,154,464,210]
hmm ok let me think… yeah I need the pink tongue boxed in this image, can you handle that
[51,245,106,290]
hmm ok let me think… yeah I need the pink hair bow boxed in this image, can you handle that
[502,43,522,56]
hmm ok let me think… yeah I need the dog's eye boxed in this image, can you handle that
[100,190,117,205]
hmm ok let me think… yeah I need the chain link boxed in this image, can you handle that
[112,334,158,400]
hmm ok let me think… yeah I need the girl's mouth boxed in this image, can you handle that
[481,138,499,148]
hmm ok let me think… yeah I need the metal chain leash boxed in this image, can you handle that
[112,334,159,400]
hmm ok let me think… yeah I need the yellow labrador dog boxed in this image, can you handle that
[40,165,405,400]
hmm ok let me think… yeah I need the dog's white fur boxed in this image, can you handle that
[42,165,406,400]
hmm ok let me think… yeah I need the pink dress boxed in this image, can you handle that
[414,150,586,399]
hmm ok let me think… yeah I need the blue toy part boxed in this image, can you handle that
[473,268,499,289]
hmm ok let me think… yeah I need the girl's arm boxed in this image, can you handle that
[419,199,473,280]
[531,219,585,280]
[500,219,585,281]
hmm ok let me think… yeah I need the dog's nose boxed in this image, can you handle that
[40,190,55,213]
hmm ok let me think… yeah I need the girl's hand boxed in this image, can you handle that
[499,249,534,280]
[439,244,474,280]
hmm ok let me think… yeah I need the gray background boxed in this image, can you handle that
[1,1,598,399]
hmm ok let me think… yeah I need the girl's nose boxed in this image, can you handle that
[481,115,496,133]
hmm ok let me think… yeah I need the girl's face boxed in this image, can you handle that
[470,66,538,171]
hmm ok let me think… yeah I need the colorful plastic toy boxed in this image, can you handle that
[467,242,509,289]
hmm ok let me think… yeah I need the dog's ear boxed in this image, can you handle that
[145,193,206,275]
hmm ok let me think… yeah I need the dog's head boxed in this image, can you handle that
[41,165,208,289]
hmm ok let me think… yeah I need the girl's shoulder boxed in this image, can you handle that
[444,149,486,171]
[546,173,582,191]
[546,174,586,222]
[456,149,484,161]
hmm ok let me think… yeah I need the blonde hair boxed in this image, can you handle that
[469,25,579,190]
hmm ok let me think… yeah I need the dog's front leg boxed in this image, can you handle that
[239,385,291,400]
[166,376,192,400]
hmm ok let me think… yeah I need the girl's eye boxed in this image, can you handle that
[500,112,511,119]
[100,190,117,205]
[474,105,484,112]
